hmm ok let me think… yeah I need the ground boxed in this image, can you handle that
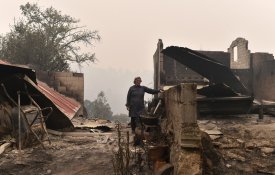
[0,115,274,175]
[0,118,118,175]
[199,114,275,174]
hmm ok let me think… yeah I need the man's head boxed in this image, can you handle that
[133,76,142,86]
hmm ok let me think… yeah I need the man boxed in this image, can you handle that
[126,76,162,133]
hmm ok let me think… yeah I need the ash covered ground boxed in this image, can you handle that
[0,115,274,175]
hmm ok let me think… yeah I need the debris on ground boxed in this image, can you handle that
[0,115,274,174]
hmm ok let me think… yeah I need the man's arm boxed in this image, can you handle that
[144,86,161,94]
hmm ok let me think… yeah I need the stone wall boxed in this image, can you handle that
[163,55,205,86]
[227,38,275,97]
[228,38,251,69]
[153,39,163,90]
[161,83,202,175]
[253,60,275,100]
[154,38,275,102]
[53,72,84,104]
[36,70,84,115]
[251,53,274,99]
[153,40,230,89]
[160,50,230,87]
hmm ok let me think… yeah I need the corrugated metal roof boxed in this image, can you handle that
[0,60,11,65]
[37,80,81,120]
[0,60,37,83]
[0,59,81,123]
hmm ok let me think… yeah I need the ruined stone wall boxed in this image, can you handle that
[228,38,252,94]
[153,40,204,89]
[161,83,202,175]
[251,52,274,99]
[161,50,229,87]
[162,56,205,86]
[53,72,84,104]
[252,57,275,100]
[153,39,163,90]
[154,40,231,89]
[228,38,251,69]
[36,70,84,115]
[155,38,275,101]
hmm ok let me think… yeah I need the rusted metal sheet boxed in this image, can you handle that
[37,81,80,120]
[23,76,76,129]
[0,60,79,129]
[0,60,10,65]
[161,46,248,95]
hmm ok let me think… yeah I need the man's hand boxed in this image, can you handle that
[126,104,130,111]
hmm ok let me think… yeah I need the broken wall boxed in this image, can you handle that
[251,52,274,100]
[228,38,251,69]
[228,38,252,94]
[154,38,275,102]
[153,40,230,89]
[163,55,205,85]
[36,71,84,116]
[253,59,275,100]
[36,71,83,103]
[227,38,275,99]
[153,39,164,90]
[160,50,230,86]
[161,83,202,175]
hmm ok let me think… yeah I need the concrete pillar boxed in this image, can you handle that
[163,83,202,175]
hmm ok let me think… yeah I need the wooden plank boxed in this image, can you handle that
[0,142,12,155]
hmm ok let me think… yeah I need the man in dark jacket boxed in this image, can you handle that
[126,76,161,133]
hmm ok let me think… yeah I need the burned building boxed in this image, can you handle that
[0,60,81,145]
[154,38,275,103]
[228,38,274,101]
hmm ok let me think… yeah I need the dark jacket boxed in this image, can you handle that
[126,85,159,118]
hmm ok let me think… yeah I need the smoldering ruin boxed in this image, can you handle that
[0,38,275,175]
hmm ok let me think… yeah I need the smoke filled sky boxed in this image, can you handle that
[1,0,275,114]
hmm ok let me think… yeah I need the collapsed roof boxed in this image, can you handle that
[161,46,248,95]
[0,60,80,129]
[161,46,253,114]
